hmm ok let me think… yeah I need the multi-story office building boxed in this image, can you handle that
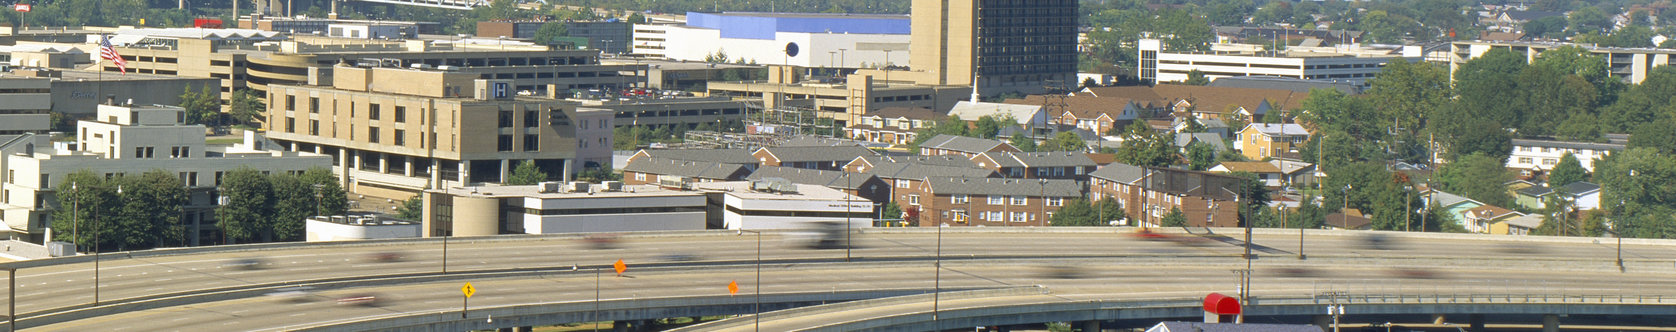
[0,77,53,135]
[1448,41,1676,84]
[567,21,633,54]
[706,71,971,127]
[2,69,219,119]
[99,30,644,102]
[262,65,582,200]
[569,95,747,129]
[903,0,1079,94]
[1139,39,1421,87]
[1,103,331,244]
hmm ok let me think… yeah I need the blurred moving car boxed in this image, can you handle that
[265,286,317,303]
[656,253,700,262]
[784,221,847,249]
[223,258,265,270]
[365,252,405,263]
[336,294,381,306]
[584,234,621,249]
[1035,265,1083,279]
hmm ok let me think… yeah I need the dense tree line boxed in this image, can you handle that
[215,167,348,244]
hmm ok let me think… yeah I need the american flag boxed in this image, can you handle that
[100,35,126,75]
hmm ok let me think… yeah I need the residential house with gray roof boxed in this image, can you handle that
[968,151,1099,180]
[1515,181,1602,211]
[627,148,760,166]
[751,145,878,171]
[918,134,1019,157]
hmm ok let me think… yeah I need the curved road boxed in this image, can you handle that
[8,228,1676,330]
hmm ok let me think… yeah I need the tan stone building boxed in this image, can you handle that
[899,0,1078,94]
[262,65,582,199]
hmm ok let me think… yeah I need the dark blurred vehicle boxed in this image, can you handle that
[1273,267,1319,278]
[265,286,317,303]
[1493,242,1544,254]
[1130,229,1214,246]
[223,258,264,270]
[1035,265,1083,279]
[785,221,847,249]
[584,234,621,249]
[1390,268,1443,279]
[656,253,700,262]
[365,252,405,263]
[1358,233,1400,250]
[336,294,381,306]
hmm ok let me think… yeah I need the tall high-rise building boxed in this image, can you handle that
[909,0,1079,95]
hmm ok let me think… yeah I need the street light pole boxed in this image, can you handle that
[738,229,762,332]
[933,223,946,330]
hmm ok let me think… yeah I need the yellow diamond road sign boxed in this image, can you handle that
[462,282,475,298]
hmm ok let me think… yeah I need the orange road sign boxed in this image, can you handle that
[728,280,739,295]
[613,259,627,276]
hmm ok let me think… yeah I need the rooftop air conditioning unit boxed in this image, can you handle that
[538,181,562,193]
[567,181,591,193]
[601,181,623,192]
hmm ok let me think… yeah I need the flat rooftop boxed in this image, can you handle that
[691,181,857,201]
[443,183,701,199]
[709,12,908,20]
[601,58,757,70]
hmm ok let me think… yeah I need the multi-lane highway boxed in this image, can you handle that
[7,228,1676,331]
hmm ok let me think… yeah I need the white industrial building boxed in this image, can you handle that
[1138,39,1421,87]
[696,181,872,231]
[305,215,421,242]
[632,12,910,68]
[1,103,333,244]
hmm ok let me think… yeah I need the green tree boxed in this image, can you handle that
[971,115,1003,139]
[507,160,549,185]
[1161,207,1187,227]
[577,166,623,182]
[1628,118,1676,154]
[397,197,424,220]
[216,167,274,244]
[1185,141,1217,171]
[1043,131,1087,152]
[882,201,905,226]
[1547,153,1588,187]
[531,21,570,46]
[111,170,188,250]
[626,13,647,24]
[228,89,266,127]
[1433,153,1516,208]
[1182,69,1211,85]
[1594,148,1676,209]
[51,170,117,250]
[179,86,221,126]
[268,173,315,242]
[1093,197,1124,226]
[1568,7,1613,35]
[1449,48,1527,134]
[1049,198,1098,226]
[1115,121,1176,167]
[1366,60,1450,139]
[300,168,349,216]
[1009,132,1038,152]
[1602,67,1676,133]
[1288,196,1325,229]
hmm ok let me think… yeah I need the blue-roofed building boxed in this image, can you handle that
[633,12,911,68]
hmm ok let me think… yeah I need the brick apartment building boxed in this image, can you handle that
[918,134,1019,157]
[898,177,1083,227]
[752,146,877,170]
[969,151,1099,180]
[1089,163,1243,227]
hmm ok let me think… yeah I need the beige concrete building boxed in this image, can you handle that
[263,65,582,200]
[706,70,970,127]
[0,77,53,135]
[2,69,219,119]
[1,103,331,244]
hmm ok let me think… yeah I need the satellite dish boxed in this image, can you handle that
[785,42,800,57]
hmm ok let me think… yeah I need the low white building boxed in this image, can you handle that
[305,215,420,242]
[424,182,709,236]
[1,103,332,244]
[1506,138,1624,175]
[633,12,910,68]
[1139,39,1421,87]
[697,180,871,231]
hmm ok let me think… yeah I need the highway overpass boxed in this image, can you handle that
[4,228,1675,331]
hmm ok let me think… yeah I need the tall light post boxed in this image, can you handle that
[1404,185,1412,232]
[933,222,947,329]
[737,229,762,332]
[1221,187,1249,309]
[845,175,852,261]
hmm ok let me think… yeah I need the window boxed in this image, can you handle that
[952,194,969,204]
[988,196,1003,205]
[1010,212,1027,222]
[1518,157,1533,164]
[394,129,406,146]
[285,95,295,111]
[988,211,1003,221]
[285,117,295,133]
[368,127,381,143]
[908,194,920,206]
[1543,158,1557,165]
[170,146,192,158]
[524,134,539,151]
[499,111,514,128]
[1541,147,1551,153]
[524,110,538,128]
[1047,197,1063,206]
[309,97,319,113]
[895,179,911,189]
[39,174,48,188]
[498,135,513,152]
[214,171,224,186]
[134,147,154,158]
[309,120,320,135]
[394,106,406,123]
[635,173,646,181]
[369,104,382,120]
[1011,196,1027,205]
